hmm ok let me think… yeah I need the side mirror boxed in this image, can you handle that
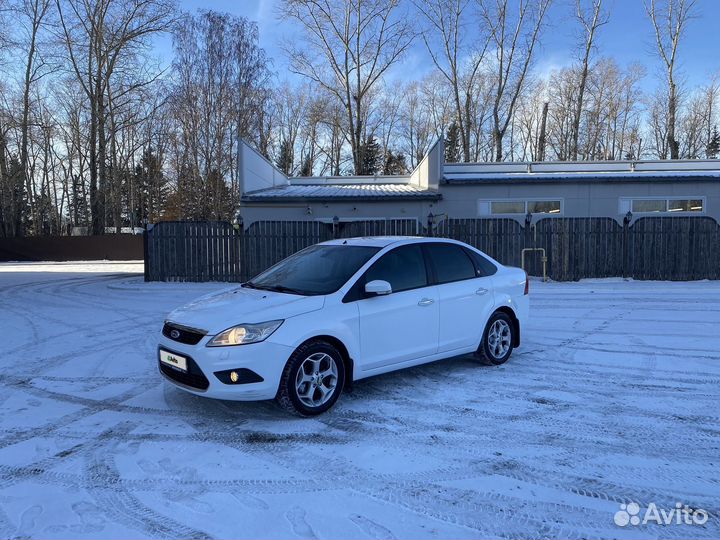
[365,279,392,296]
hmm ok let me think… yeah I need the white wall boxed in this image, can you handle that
[410,139,443,190]
[239,140,288,193]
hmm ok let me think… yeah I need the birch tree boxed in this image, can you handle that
[280,0,413,175]
[479,0,552,161]
[645,0,696,159]
[570,0,608,160]
[415,0,490,162]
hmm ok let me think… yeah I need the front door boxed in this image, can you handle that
[355,244,439,370]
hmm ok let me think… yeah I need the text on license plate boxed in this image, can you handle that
[160,349,188,372]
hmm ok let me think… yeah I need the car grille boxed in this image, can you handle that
[162,322,206,345]
[159,354,210,390]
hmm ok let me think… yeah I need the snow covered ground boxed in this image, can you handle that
[0,262,718,539]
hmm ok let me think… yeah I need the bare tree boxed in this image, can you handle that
[480,0,552,161]
[169,11,268,219]
[645,0,696,159]
[414,0,490,162]
[18,0,56,234]
[570,0,608,160]
[280,0,414,175]
[56,0,176,233]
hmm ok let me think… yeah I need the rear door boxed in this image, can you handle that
[352,244,439,370]
[423,243,497,353]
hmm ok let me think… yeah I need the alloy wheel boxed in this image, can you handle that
[487,319,511,359]
[295,352,339,408]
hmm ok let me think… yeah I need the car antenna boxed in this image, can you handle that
[343,239,348,244]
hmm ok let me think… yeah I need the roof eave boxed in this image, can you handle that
[241,194,443,203]
[443,174,720,184]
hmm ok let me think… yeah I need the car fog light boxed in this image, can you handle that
[214,368,264,385]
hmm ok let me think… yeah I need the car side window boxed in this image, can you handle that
[425,243,477,284]
[464,248,498,277]
[363,244,428,293]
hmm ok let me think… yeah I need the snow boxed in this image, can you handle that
[0,262,719,539]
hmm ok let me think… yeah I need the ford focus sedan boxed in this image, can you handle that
[158,237,529,416]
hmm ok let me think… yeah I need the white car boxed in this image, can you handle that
[158,237,529,416]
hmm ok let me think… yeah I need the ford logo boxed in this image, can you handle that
[170,329,181,339]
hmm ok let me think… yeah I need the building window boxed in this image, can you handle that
[668,199,703,212]
[479,199,563,216]
[527,200,561,214]
[632,199,667,213]
[621,197,705,215]
[490,201,525,214]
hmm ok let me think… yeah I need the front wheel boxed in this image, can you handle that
[276,340,345,416]
[476,312,515,365]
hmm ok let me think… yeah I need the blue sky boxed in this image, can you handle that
[163,0,720,91]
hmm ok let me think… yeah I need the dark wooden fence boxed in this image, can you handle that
[144,219,420,282]
[145,217,720,282]
[0,234,143,262]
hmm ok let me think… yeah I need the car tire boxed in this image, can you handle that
[276,339,345,416]
[476,311,515,366]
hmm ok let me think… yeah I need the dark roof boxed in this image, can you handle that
[443,171,720,184]
[242,183,442,202]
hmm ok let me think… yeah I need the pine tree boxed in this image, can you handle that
[134,148,168,226]
[360,136,381,175]
[445,122,461,163]
[707,126,720,159]
[299,154,313,176]
[394,152,408,174]
[276,139,293,174]
[383,150,395,175]
[383,150,408,175]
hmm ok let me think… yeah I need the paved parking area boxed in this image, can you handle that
[0,263,718,538]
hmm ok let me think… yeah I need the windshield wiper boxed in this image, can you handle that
[261,285,307,295]
[242,282,307,295]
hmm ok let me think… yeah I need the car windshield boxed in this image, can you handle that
[244,244,380,296]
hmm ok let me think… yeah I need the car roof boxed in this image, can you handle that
[319,236,459,248]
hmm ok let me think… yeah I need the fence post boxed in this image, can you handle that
[426,213,434,237]
[622,211,632,279]
[143,227,150,282]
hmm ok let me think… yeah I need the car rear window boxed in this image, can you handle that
[425,243,477,284]
[464,248,498,277]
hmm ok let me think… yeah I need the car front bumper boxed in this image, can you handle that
[157,335,294,401]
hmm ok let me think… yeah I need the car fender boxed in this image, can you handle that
[266,300,361,367]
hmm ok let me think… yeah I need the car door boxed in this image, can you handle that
[423,243,496,353]
[352,244,439,371]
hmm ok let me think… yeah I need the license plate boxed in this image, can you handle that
[160,349,188,372]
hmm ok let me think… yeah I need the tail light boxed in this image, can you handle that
[524,271,529,295]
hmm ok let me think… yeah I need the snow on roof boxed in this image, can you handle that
[444,170,720,184]
[443,159,720,183]
[241,183,442,202]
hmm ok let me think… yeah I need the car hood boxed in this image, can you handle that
[166,286,325,334]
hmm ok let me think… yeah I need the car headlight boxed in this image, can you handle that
[206,320,283,347]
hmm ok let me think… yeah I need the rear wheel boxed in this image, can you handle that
[476,312,515,365]
[276,340,345,416]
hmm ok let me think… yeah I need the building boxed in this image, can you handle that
[237,139,720,229]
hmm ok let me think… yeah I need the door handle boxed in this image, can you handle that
[476,288,489,295]
[418,298,435,307]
